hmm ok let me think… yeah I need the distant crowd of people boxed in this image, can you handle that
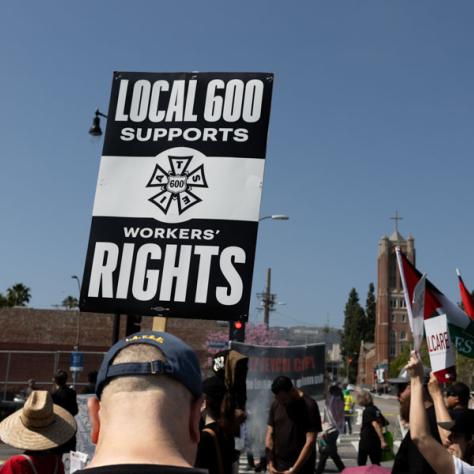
[0,332,473,474]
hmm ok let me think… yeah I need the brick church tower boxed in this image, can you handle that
[375,213,415,375]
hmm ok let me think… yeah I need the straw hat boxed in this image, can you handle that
[0,390,76,451]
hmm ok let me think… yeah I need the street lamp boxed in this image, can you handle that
[70,275,82,389]
[259,214,289,221]
[88,109,108,137]
[71,276,81,350]
[71,275,81,296]
[88,108,122,343]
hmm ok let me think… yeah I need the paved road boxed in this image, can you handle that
[0,393,401,472]
[239,393,400,473]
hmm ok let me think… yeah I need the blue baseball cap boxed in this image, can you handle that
[95,331,202,400]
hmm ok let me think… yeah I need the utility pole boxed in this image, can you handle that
[258,268,276,327]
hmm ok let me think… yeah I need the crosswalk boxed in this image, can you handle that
[238,432,401,473]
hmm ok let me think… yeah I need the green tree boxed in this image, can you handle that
[62,295,79,310]
[341,288,365,382]
[6,283,31,307]
[0,293,8,307]
[389,340,430,377]
[455,352,474,387]
[389,343,411,377]
[364,283,376,342]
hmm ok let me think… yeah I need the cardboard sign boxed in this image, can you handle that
[424,314,456,382]
[80,72,273,320]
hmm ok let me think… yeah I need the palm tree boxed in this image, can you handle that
[6,283,31,307]
[62,295,79,310]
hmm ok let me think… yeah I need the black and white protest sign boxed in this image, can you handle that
[80,72,273,320]
[230,342,326,398]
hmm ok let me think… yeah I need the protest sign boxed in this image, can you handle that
[424,314,456,382]
[230,342,325,398]
[80,72,273,320]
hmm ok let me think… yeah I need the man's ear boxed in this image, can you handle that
[189,395,204,444]
[88,397,101,444]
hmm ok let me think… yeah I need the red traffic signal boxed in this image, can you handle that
[229,320,246,342]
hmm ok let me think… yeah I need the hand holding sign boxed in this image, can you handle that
[405,350,424,380]
[426,372,442,399]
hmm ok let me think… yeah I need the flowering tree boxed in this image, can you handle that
[204,322,289,367]
[244,323,289,347]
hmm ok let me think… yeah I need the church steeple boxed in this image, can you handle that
[389,211,405,242]
[375,212,414,367]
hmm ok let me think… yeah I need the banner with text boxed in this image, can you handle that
[80,72,273,320]
[425,314,457,382]
[231,342,325,398]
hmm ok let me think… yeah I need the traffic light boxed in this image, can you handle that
[126,314,142,336]
[229,320,246,342]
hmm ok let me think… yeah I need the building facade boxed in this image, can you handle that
[358,228,415,387]
[0,308,222,397]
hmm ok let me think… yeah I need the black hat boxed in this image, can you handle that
[202,376,226,402]
[446,383,471,406]
[95,331,202,399]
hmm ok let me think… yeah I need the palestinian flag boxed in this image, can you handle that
[457,269,474,320]
[395,248,474,365]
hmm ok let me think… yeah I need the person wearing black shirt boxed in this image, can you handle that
[265,376,322,474]
[52,370,79,416]
[195,376,236,474]
[390,371,441,474]
[357,391,387,466]
[446,382,474,439]
[52,369,78,454]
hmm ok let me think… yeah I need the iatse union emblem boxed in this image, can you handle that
[146,155,208,215]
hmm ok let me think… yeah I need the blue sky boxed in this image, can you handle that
[1,1,474,328]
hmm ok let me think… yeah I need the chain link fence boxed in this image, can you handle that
[0,350,106,400]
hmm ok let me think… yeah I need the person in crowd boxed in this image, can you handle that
[446,382,472,412]
[52,369,78,416]
[195,375,236,474]
[81,370,98,395]
[445,382,474,426]
[0,390,76,473]
[356,390,387,466]
[407,351,474,474]
[265,376,322,474]
[428,373,474,457]
[24,379,37,398]
[73,330,205,474]
[389,368,441,474]
[52,369,78,454]
[315,384,346,473]
[343,386,354,435]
